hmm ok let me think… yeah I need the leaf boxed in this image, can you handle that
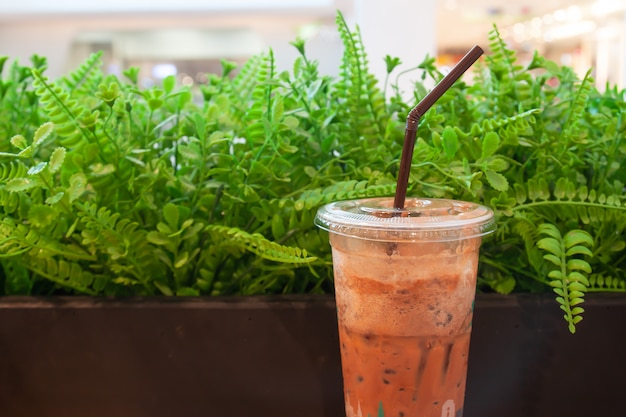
[45,192,65,205]
[154,281,174,296]
[513,183,526,204]
[548,270,563,279]
[157,222,172,234]
[27,162,47,176]
[610,240,626,252]
[174,251,189,268]
[568,322,577,334]
[176,287,200,296]
[487,156,509,172]
[206,225,316,264]
[163,203,179,229]
[10,135,27,150]
[442,126,458,160]
[5,177,39,192]
[162,75,176,94]
[282,115,299,129]
[90,163,116,176]
[571,306,585,315]
[304,166,317,178]
[28,204,58,228]
[485,169,508,191]
[177,144,202,162]
[564,242,593,256]
[567,271,590,286]
[569,291,585,301]
[2,261,33,295]
[553,177,568,200]
[588,189,597,202]
[537,178,550,200]
[549,279,564,289]
[481,131,500,159]
[543,254,561,267]
[68,172,87,202]
[567,259,592,273]
[124,156,145,167]
[32,122,54,147]
[568,281,588,292]
[537,237,561,257]
[537,223,561,239]
[563,230,593,249]
[271,213,286,240]
[492,274,516,294]
[146,231,170,245]
[48,147,66,173]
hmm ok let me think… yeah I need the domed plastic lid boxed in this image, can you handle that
[314,197,495,242]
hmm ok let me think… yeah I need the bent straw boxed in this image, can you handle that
[393,45,484,210]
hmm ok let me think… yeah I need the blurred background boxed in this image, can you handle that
[1,0,625,92]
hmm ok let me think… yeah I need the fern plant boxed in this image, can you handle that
[0,13,624,333]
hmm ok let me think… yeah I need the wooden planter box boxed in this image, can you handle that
[0,293,624,417]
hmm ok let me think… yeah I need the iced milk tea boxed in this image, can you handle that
[315,198,495,417]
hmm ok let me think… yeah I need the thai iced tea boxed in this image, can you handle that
[315,197,494,417]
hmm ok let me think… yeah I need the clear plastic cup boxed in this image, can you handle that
[315,197,495,417]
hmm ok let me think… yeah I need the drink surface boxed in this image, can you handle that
[330,232,480,417]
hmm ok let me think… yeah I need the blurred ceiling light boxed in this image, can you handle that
[543,20,596,41]
[152,63,177,79]
[530,27,542,39]
[566,5,583,21]
[596,25,621,40]
[591,0,626,17]
[553,9,568,22]
[530,17,542,29]
[182,75,194,86]
[445,0,458,11]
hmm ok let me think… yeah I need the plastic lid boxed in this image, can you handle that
[314,197,495,242]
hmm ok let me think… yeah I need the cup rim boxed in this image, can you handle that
[314,197,496,242]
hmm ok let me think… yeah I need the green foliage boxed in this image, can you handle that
[0,14,625,332]
[468,27,626,332]
[537,224,593,333]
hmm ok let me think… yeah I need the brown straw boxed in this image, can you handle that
[393,45,484,210]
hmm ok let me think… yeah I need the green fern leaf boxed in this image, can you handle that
[60,51,103,95]
[1,260,33,294]
[0,163,29,185]
[28,255,96,294]
[294,180,395,211]
[564,229,594,248]
[334,11,387,145]
[206,225,316,264]
[589,274,626,292]
[563,68,594,132]
[31,70,91,148]
[537,223,593,333]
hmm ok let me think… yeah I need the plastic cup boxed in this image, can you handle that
[315,197,495,417]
